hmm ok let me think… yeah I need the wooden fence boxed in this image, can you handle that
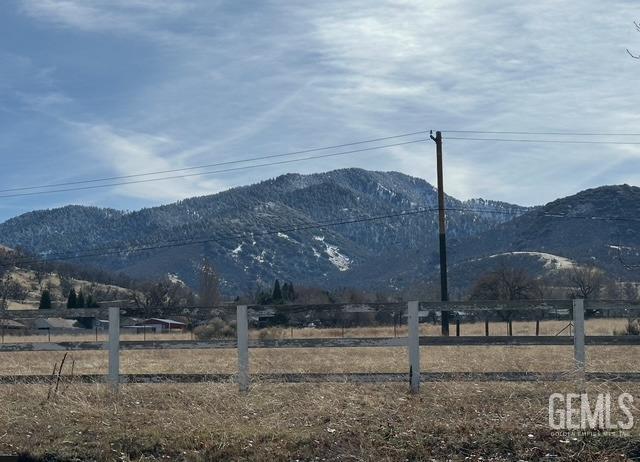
[1,299,640,392]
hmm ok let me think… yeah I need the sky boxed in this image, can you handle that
[0,0,639,221]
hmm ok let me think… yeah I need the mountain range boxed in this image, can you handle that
[0,168,638,294]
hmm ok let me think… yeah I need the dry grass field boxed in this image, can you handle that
[1,381,640,461]
[1,317,631,344]
[1,345,640,376]
[2,318,640,460]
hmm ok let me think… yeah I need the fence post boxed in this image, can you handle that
[573,298,585,380]
[237,305,250,393]
[107,307,120,392]
[408,301,420,393]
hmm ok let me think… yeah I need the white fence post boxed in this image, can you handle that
[573,298,585,380]
[107,307,120,392]
[237,305,250,393]
[408,301,420,393]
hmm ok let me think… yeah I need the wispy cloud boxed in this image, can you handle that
[0,0,638,221]
[68,121,227,201]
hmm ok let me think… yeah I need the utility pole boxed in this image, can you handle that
[430,130,450,336]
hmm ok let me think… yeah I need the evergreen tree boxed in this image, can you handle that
[66,288,77,308]
[281,282,295,302]
[256,290,271,305]
[39,290,52,309]
[272,279,282,303]
[85,294,99,308]
[76,290,85,308]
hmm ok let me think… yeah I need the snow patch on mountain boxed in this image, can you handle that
[326,244,350,271]
[313,236,350,271]
[231,243,243,259]
[376,183,395,198]
[489,251,574,269]
[167,273,185,285]
[253,250,267,264]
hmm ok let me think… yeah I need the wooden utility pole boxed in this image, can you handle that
[430,131,450,336]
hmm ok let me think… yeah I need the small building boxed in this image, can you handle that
[122,324,162,334]
[32,318,78,330]
[0,319,27,330]
[136,318,186,332]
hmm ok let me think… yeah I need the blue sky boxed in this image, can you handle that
[0,0,639,221]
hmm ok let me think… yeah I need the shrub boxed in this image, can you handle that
[615,319,640,336]
[258,327,286,340]
[194,318,236,340]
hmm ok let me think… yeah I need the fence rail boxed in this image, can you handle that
[4,299,640,320]
[3,299,640,392]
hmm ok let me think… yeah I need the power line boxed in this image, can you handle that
[5,205,640,268]
[0,131,429,194]
[5,206,534,265]
[442,130,640,137]
[0,138,428,199]
[445,136,640,145]
[1,206,443,267]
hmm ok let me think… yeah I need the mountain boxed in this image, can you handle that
[446,184,640,291]
[0,169,529,293]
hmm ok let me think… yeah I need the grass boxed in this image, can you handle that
[2,345,640,376]
[2,319,640,460]
[1,381,640,461]
[1,317,631,344]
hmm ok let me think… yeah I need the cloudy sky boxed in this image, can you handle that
[0,0,639,221]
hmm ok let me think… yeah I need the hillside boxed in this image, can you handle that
[2,265,134,310]
[2,170,637,295]
[0,169,528,293]
[450,185,640,269]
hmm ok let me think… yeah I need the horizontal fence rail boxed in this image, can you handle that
[3,299,640,392]
[3,335,640,353]
[2,299,640,319]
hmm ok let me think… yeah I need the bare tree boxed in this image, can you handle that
[565,265,605,299]
[33,260,47,290]
[469,263,541,335]
[130,278,195,318]
[470,264,541,301]
[0,251,18,311]
[627,21,640,59]
[198,259,221,307]
[623,282,639,302]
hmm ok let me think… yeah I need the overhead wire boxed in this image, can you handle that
[4,205,640,268]
[441,129,640,137]
[0,206,442,267]
[0,131,429,194]
[445,136,640,145]
[0,138,429,199]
